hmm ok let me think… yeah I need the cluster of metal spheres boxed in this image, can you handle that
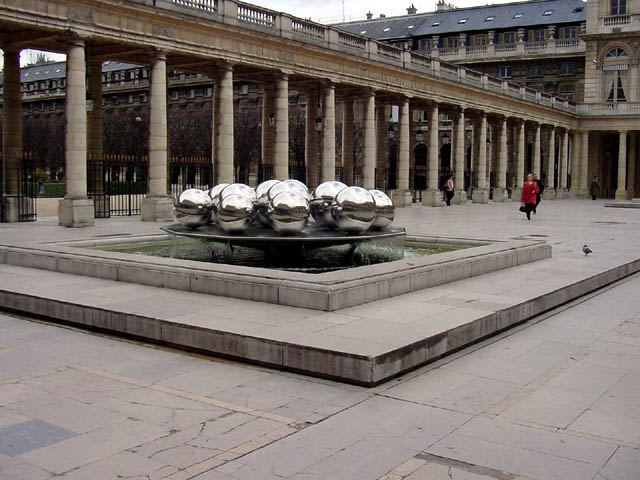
[174,179,395,235]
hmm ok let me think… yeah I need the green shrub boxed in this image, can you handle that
[41,182,66,198]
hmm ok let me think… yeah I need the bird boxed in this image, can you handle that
[583,244,593,255]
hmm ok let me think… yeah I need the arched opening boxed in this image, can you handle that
[439,143,451,189]
[603,48,629,103]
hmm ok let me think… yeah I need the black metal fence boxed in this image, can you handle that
[168,156,213,197]
[18,154,37,222]
[88,154,148,217]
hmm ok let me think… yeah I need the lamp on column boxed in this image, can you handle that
[315,116,323,131]
[415,130,425,142]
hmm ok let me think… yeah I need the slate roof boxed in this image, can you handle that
[335,0,586,41]
[0,60,141,85]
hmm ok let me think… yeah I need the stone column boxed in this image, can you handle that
[320,83,335,182]
[58,39,94,227]
[452,108,466,204]
[579,131,589,195]
[342,96,355,186]
[557,129,569,198]
[216,62,234,184]
[533,123,541,178]
[570,131,581,197]
[141,51,173,222]
[628,133,637,199]
[362,91,376,189]
[472,112,489,203]
[305,91,320,189]
[375,103,387,190]
[615,130,628,200]
[274,73,289,180]
[261,85,275,181]
[2,46,22,222]
[544,127,556,199]
[392,97,412,207]
[423,102,443,206]
[493,116,509,202]
[512,120,525,201]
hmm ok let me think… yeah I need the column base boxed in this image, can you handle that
[543,189,556,200]
[511,187,522,202]
[492,188,510,202]
[472,189,489,204]
[390,189,413,208]
[555,188,569,199]
[58,198,95,228]
[2,196,22,223]
[421,189,444,207]
[451,190,467,205]
[615,189,628,201]
[141,195,174,222]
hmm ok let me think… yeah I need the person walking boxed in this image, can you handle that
[589,176,601,200]
[521,173,539,220]
[532,174,544,214]
[444,174,454,206]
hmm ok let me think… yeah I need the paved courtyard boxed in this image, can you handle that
[1,199,639,479]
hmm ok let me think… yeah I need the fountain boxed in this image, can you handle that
[163,181,406,270]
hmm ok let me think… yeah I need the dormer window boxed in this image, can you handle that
[360,30,367,34]
[458,19,467,24]
[407,25,414,29]
[432,22,440,27]
[543,10,553,16]
[513,13,523,19]
[485,16,495,22]
[383,27,391,32]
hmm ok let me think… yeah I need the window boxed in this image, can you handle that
[432,22,440,27]
[420,39,432,50]
[532,29,545,41]
[499,66,512,78]
[205,87,213,97]
[513,13,523,19]
[561,62,576,75]
[611,0,626,16]
[472,34,487,46]
[457,19,467,24]
[606,47,628,58]
[127,94,134,104]
[485,16,495,22]
[383,27,391,32]
[360,30,367,34]
[187,88,195,99]
[446,37,458,48]
[530,64,543,77]
[543,10,553,16]
[407,25,414,29]
[111,96,119,105]
[139,93,148,103]
[503,32,516,43]
[604,48,629,103]
[171,90,179,100]
[561,26,577,39]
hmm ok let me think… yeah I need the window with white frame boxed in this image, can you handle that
[611,0,626,15]
[499,65,512,78]
[603,48,629,102]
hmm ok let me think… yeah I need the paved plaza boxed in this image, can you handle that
[1,199,639,479]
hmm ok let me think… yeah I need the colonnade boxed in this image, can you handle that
[2,42,638,227]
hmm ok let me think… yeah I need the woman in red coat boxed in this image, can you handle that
[521,173,539,220]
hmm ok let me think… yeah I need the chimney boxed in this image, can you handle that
[380,14,386,18]
[436,0,455,11]
[366,11,373,20]
[407,4,417,15]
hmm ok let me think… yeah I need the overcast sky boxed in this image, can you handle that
[249,0,517,24]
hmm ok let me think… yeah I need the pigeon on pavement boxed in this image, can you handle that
[583,244,592,255]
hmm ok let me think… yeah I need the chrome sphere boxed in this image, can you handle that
[255,180,281,226]
[208,183,229,224]
[174,189,212,229]
[217,193,255,233]
[268,191,310,235]
[220,183,257,203]
[310,181,347,228]
[331,186,376,233]
[369,189,395,230]
[282,179,309,199]
[267,180,304,202]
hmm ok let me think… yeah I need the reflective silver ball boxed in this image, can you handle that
[268,191,310,235]
[255,180,281,227]
[267,180,304,202]
[282,179,309,199]
[310,181,347,228]
[208,183,229,224]
[217,193,254,233]
[220,183,257,203]
[331,186,376,233]
[369,189,395,230]
[174,189,212,229]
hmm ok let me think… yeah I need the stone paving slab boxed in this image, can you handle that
[1,200,640,385]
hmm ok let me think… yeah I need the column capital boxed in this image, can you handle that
[216,59,233,72]
[151,49,167,61]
